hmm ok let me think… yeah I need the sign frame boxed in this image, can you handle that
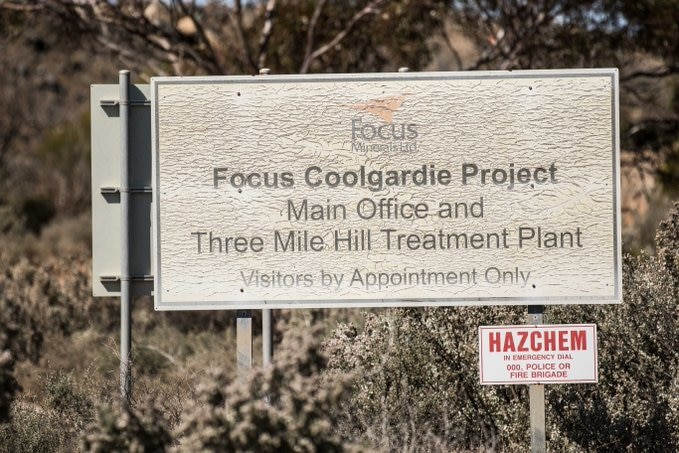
[151,69,621,310]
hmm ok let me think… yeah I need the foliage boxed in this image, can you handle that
[0,335,19,423]
[607,0,679,67]
[8,0,678,77]
[43,371,95,429]
[76,320,353,452]
[656,201,679,277]
[265,0,443,74]
[0,369,96,453]
[325,306,528,451]
[440,0,679,75]
[174,321,352,452]
[0,1,678,451]
[0,9,109,225]
[0,260,45,363]
[0,255,117,363]
[0,403,67,453]
[3,0,445,76]
[34,113,92,218]
[80,398,172,453]
[545,203,679,451]
[0,204,25,236]
[325,203,679,451]
[660,141,679,196]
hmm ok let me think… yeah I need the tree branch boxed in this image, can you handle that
[621,65,679,82]
[229,0,258,73]
[302,0,327,72]
[466,0,557,70]
[256,0,276,70]
[439,20,463,70]
[138,344,185,372]
[0,2,43,11]
[176,0,225,73]
[299,0,385,74]
[17,0,227,75]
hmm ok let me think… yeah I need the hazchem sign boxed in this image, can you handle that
[151,69,621,310]
[478,325,598,385]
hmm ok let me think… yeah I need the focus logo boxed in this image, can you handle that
[351,118,418,153]
[351,118,418,140]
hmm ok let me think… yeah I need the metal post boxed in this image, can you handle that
[259,67,273,369]
[119,70,132,401]
[262,309,272,367]
[237,310,253,372]
[528,305,545,453]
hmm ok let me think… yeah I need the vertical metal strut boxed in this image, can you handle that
[262,308,272,367]
[259,67,273,369]
[119,70,132,401]
[528,305,546,453]
[237,310,253,372]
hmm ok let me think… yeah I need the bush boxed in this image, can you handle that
[325,307,528,451]
[44,371,94,430]
[174,321,353,452]
[80,399,172,453]
[326,202,679,451]
[0,403,65,453]
[0,342,19,423]
[0,254,118,363]
[0,369,96,453]
[78,320,354,452]
[546,202,679,451]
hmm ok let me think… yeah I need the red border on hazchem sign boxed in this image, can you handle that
[479,324,598,385]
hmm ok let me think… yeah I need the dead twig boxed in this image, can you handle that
[299,0,385,74]
[256,0,277,70]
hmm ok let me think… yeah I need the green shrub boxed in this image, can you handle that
[0,403,65,453]
[78,320,354,452]
[325,307,528,451]
[326,202,679,451]
[0,369,97,452]
[0,339,19,423]
[546,202,679,451]
[0,204,25,236]
[44,370,94,429]
[0,254,118,363]
[34,113,91,217]
[80,399,172,453]
[174,321,353,452]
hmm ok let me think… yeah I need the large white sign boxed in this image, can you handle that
[479,324,598,385]
[151,69,621,310]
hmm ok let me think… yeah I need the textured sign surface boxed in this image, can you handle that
[479,325,598,384]
[152,70,621,310]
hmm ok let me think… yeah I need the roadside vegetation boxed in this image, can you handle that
[1,1,678,451]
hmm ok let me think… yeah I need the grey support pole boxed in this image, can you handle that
[119,70,132,401]
[528,305,546,453]
[259,67,273,369]
[262,309,272,367]
[236,310,253,372]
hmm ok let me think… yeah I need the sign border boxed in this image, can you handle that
[478,324,599,385]
[151,69,621,310]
